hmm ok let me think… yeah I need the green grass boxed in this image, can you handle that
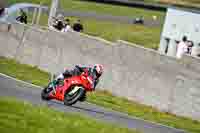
[0,56,50,87]
[8,0,165,21]
[1,57,200,133]
[0,97,139,133]
[27,12,49,26]
[60,0,165,21]
[7,0,51,6]
[68,17,161,49]
[87,91,200,133]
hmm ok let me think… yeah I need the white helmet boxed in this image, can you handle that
[94,64,103,76]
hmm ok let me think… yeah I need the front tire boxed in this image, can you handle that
[64,86,85,106]
[41,87,52,101]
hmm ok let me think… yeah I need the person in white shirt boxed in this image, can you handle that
[62,24,71,32]
[176,36,188,59]
[62,18,71,32]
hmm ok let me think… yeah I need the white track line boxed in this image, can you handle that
[0,72,187,133]
[0,73,42,89]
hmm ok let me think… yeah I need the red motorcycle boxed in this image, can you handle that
[41,70,94,106]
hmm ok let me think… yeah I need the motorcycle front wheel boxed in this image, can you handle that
[41,87,53,101]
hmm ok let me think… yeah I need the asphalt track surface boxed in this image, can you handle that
[0,74,187,133]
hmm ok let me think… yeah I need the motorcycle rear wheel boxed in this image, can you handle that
[64,86,85,106]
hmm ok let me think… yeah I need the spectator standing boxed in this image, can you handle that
[72,19,83,32]
[0,8,5,17]
[187,41,194,55]
[16,9,28,24]
[52,14,65,31]
[54,19,64,31]
[0,0,7,16]
[176,36,188,59]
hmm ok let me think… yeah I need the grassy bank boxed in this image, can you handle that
[26,13,161,49]
[0,97,138,133]
[9,0,200,10]
[0,57,200,133]
[8,0,165,21]
[69,17,161,49]
[0,56,50,87]
[88,91,200,133]
[60,0,165,21]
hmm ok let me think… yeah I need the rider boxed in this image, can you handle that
[16,9,28,24]
[55,64,103,89]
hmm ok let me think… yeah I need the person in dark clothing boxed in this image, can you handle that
[133,16,144,24]
[51,15,65,31]
[61,18,71,32]
[187,41,194,55]
[72,19,83,32]
[16,9,27,24]
[53,19,64,31]
[0,8,5,17]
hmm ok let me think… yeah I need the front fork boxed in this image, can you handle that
[50,80,57,95]
[52,84,56,95]
[50,73,57,95]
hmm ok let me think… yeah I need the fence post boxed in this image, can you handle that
[48,0,59,27]
[50,73,56,82]
[14,25,27,59]
[36,2,43,25]
[31,8,38,25]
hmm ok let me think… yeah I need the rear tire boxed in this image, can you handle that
[64,86,85,106]
[79,93,87,102]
